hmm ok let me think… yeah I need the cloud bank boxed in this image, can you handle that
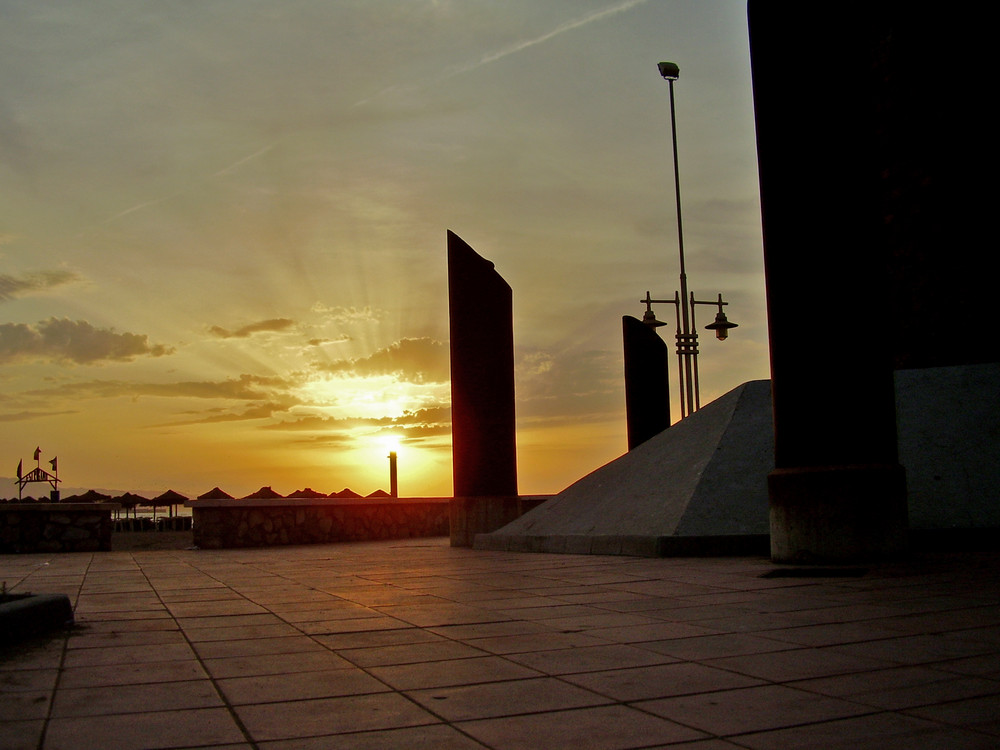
[319,337,449,383]
[0,318,173,364]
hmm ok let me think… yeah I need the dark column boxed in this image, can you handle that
[749,3,907,562]
[447,230,518,498]
[622,315,670,450]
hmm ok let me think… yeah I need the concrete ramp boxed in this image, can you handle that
[475,380,773,556]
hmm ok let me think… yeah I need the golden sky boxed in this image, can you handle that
[0,1,767,499]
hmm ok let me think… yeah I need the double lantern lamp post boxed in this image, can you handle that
[641,61,737,420]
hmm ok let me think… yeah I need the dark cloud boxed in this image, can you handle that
[164,400,298,426]
[0,271,81,302]
[0,318,172,364]
[208,318,295,338]
[307,334,352,346]
[0,408,78,422]
[25,373,297,402]
[319,337,449,383]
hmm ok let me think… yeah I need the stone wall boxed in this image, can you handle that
[0,503,117,553]
[450,495,552,547]
[190,497,450,549]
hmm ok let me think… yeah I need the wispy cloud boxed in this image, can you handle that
[25,373,297,402]
[213,143,277,177]
[0,271,81,302]
[0,408,79,423]
[100,142,279,227]
[354,0,648,106]
[311,304,386,323]
[453,0,649,76]
[208,318,296,339]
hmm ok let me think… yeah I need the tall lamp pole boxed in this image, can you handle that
[641,62,737,420]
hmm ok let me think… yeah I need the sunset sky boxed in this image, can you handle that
[1,0,767,499]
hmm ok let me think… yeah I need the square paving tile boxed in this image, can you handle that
[235,693,439,741]
[50,678,223,717]
[406,676,607,721]
[256,723,489,749]
[503,643,675,675]
[0,719,44,750]
[192,635,328,660]
[0,690,51,721]
[457,704,707,749]
[61,642,197,669]
[637,684,872,735]
[0,667,59,692]
[733,711,990,750]
[369,655,542,690]
[641,632,796,661]
[339,640,489,668]
[217,668,389,704]
[59,659,208,689]
[43,706,246,750]
[202,649,355,679]
[704,646,891,682]
[561,661,764,701]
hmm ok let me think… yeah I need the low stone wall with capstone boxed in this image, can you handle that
[0,503,118,553]
[189,497,450,549]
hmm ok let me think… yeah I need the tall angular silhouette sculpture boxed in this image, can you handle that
[447,230,518,498]
[623,315,670,450]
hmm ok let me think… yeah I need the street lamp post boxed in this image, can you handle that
[641,61,737,420]
[388,451,398,498]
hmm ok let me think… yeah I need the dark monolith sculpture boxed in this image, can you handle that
[623,315,670,450]
[447,230,518,499]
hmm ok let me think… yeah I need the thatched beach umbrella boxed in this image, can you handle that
[366,489,392,499]
[290,487,326,498]
[151,489,189,518]
[332,488,361,498]
[114,492,147,518]
[198,487,234,500]
[63,489,112,503]
[242,486,284,500]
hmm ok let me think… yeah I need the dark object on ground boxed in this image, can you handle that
[0,592,74,640]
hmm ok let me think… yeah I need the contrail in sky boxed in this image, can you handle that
[354,0,648,107]
[213,144,276,177]
[97,143,279,228]
[455,0,649,75]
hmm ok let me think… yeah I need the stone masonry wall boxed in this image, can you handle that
[0,504,116,553]
[191,499,449,549]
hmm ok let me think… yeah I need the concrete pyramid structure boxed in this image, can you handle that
[474,362,999,557]
[476,379,774,556]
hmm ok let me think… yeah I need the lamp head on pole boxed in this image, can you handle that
[705,311,738,341]
[640,291,668,328]
[642,309,667,328]
[657,61,679,80]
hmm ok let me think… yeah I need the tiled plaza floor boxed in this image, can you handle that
[2,538,999,749]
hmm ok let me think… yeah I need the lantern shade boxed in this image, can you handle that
[705,311,738,340]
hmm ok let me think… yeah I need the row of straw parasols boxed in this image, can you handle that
[197,486,392,500]
[56,489,190,518]
[56,485,392,512]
